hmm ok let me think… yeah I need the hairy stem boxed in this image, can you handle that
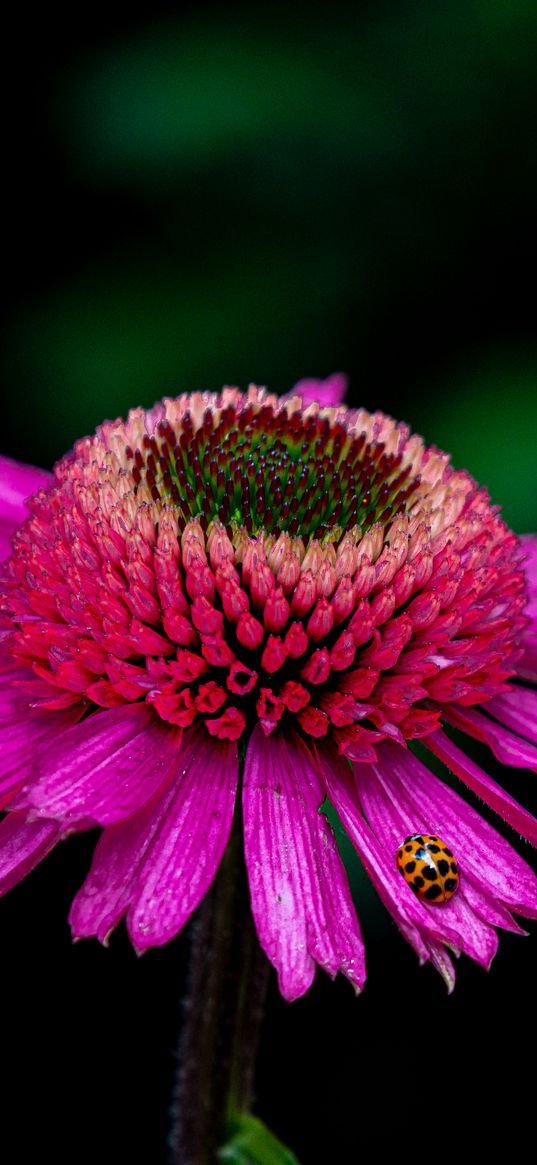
[169,807,271,1164]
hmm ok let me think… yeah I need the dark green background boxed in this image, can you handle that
[2,3,536,1161]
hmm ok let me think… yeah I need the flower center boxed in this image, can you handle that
[1,389,527,758]
[126,402,420,539]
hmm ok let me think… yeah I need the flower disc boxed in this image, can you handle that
[0,386,528,758]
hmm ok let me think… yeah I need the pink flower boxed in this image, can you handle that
[1,375,536,998]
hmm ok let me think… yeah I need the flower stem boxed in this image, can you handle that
[169,804,271,1165]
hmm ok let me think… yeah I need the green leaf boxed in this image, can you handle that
[218,1113,301,1165]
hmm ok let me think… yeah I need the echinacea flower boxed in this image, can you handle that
[1,374,536,998]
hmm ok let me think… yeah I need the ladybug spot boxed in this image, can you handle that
[405,861,416,874]
[443,847,453,858]
[413,876,424,889]
[422,867,438,881]
[404,844,413,852]
[424,884,442,901]
[444,878,457,893]
[426,843,440,853]
[437,859,449,876]
[450,862,458,874]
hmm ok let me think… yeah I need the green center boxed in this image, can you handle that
[127,402,418,538]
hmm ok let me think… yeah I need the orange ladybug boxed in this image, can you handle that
[396,834,459,904]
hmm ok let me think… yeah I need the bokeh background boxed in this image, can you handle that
[2,2,537,1161]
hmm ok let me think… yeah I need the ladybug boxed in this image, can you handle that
[395,834,459,904]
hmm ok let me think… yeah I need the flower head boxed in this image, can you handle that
[1,375,536,997]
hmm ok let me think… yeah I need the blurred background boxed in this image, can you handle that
[2,1,537,1160]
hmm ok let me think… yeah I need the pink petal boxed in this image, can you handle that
[0,811,59,894]
[69,784,177,943]
[23,705,182,825]
[424,728,537,845]
[243,725,366,1001]
[443,705,537,772]
[353,749,502,967]
[519,647,537,684]
[0,454,52,562]
[461,878,527,936]
[0,703,85,804]
[425,944,457,991]
[515,533,537,680]
[127,727,238,950]
[361,742,537,921]
[314,739,462,989]
[486,688,537,747]
[521,533,537,612]
[289,373,348,408]
[72,727,238,948]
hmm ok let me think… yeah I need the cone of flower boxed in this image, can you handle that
[1,373,537,1002]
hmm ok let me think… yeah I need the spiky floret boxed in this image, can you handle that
[126,396,418,538]
[0,386,528,760]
